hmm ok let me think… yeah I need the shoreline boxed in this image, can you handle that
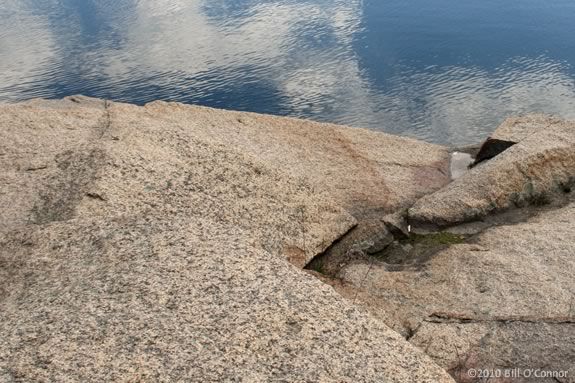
[1,96,574,382]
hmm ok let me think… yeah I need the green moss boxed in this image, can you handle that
[405,232,466,246]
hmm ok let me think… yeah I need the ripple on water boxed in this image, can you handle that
[1,0,574,146]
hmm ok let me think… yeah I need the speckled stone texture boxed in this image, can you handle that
[490,114,565,143]
[0,97,453,382]
[409,115,575,228]
[140,100,450,215]
[337,201,575,382]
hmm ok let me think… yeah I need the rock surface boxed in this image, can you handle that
[472,115,559,165]
[409,115,575,228]
[312,114,575,382]
[490,114,562,143]
[0,97,453,382]
[141,100,450,215]
[335,199,575,383]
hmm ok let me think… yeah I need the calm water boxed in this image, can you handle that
[1,0,575,145]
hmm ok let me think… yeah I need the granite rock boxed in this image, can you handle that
[489,114,564,143]
[141,100,450,215]
[472,115,562,165]
[0,97,453,382]
[382,210,410,239]
[337,200,575,382]
[409,115,575,228]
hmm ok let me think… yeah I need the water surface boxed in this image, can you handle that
[1,0,575,145]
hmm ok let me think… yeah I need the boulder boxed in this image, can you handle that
[472,138,516,165]
[365,226,395,254]
[490,114,562,143]
[409,115,575,228]
[472,115,560,165]
[0,97,453,382]
[306,219,395,277]
[382,210,410,239]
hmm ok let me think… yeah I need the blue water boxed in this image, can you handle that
[1,0,574,145]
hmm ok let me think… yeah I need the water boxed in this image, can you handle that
[1,0,574,145]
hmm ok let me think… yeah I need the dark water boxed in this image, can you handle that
[1,0,575,145]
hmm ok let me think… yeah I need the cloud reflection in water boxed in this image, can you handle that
[1,0,574,145]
